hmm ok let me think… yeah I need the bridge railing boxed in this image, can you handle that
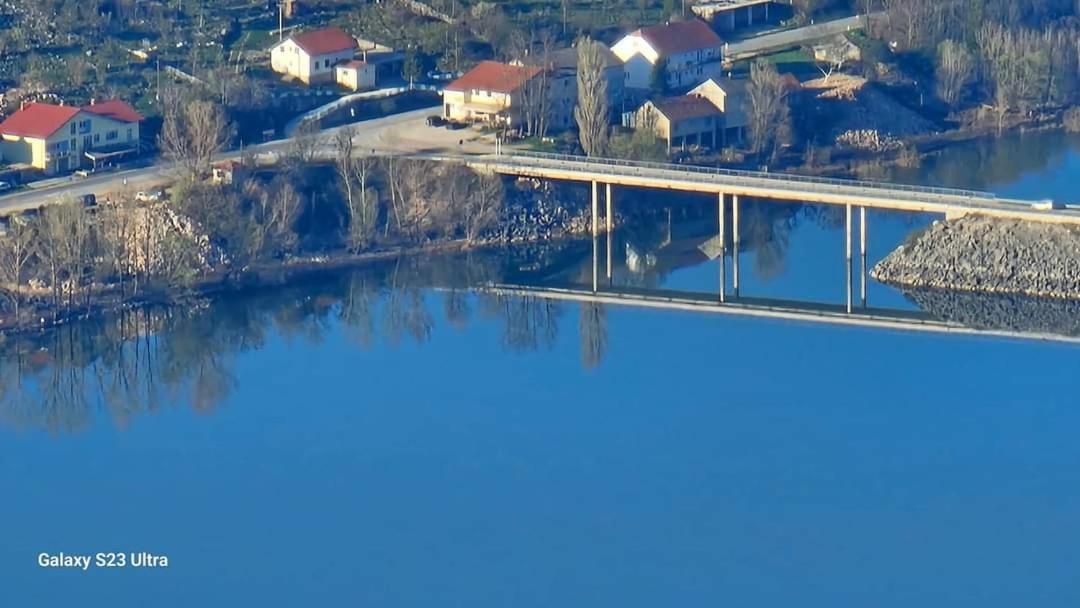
[498,150,996,202]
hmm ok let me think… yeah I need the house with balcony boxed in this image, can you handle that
[442,61,543,127]
[611,19,725,92]
[270,27,359,85]
[0,100,142,175]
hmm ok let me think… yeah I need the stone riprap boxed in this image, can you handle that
[872,216,1080,299]
[902,287,1080,337]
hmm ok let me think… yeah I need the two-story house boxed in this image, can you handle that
[270,27,358,85]
[442,61,543,127]
[624,78,750,150]
[611,19,725,92]
[516,43,626,133]
[0,100,143,175]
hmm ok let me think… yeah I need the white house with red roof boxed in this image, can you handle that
[0,99,143,175]
[271,27,359,85]
[611,19,725,92]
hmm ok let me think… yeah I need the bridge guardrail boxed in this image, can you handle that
[498,150,995,203]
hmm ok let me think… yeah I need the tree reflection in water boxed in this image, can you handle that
[0,244,610,434]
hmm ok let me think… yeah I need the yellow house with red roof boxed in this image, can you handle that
[442,61,543,127]
[0,100,143,175]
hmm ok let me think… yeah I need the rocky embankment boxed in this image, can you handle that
[873,216,1080,299]
[902,288,1080,336]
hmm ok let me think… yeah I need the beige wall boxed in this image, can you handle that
[336,64,376,91]
[272,40,355,85]
[634,102,719,149]
[443,89,516,124]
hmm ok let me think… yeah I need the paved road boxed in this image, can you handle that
[0,107,439,217]
[725,14,879,61]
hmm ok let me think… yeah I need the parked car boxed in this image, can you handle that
[426,70,459,81]
[446,121,467,130]
[78,194,96,207]
[135,189,163,203]
[0,181,11,192]
[426,115,447,127]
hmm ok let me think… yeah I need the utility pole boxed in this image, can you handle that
[279,2,284,42]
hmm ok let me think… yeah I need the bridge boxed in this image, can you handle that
[466,150,1076,225]
[457,150,1078,314]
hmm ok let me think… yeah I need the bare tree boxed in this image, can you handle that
[977,23,1053,131]
[512,30,555,138]
[574,37,610,157]
[287,119,321,169]
[935,39,974,106]
[0,216,36,321]
[462,170,504,243]
[334,127,379,251]
[814,39,850,84]
[747,60,791,158]
[159,92,234,181]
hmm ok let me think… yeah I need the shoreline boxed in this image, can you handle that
[0,236,562,338]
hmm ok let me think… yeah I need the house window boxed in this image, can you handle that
[127,128,133,141]
[70,123,76,135]
[93,134,100,143]
[106,130,118,141]
[78,120,91,134]
[70,138,76,149]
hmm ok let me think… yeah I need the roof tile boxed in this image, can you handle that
[0,103,81,139]
[445,61,543,94]
[637,19,723,56]
[290,27,357,56]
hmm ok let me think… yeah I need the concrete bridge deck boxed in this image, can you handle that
[465,151,1080,225]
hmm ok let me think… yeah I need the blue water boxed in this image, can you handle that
[4,131,1080,606]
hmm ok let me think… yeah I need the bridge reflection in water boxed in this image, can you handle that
[487,232,1080,347]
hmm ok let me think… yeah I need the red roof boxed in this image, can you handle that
[0,103,80,138]
[637,19,723,56]
[0,99,142,139]
[83,100,143,124]
[445,61,543,94]
[290,27,357,56]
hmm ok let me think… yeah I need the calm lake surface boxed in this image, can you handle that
[4,131,1080,606]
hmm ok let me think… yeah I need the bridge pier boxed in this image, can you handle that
[845,204,853,313]
[732,194,740,296]
[606,183,613,233]
[719,192,726,303]
[860,207,867,307]
[606,231,613,283]
[591,181,599,236]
